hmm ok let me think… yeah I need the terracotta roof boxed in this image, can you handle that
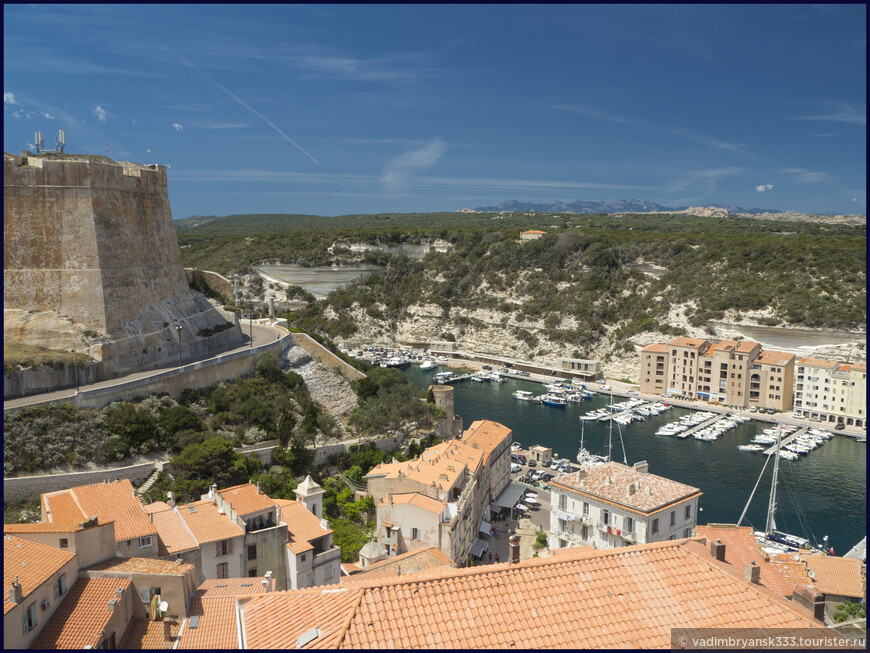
[798,357,838,368]
[551,461,702,514]
[4,522,87,534]
[43,480,156,543]
[151,507,199,555]
[88,556,195,577]
[341,547,454,585]
[461,419,512,465]
[143,501,172,514]
[521,229,547,234]
[805,555,865,597]
[695,525,805,597]
[31,577,132,649]
[710,340,738,353]
[119,618,181,649]
[237,539,823,649]
[641,343,669,353]
[219,483,276,516]
[756,350,795,366]
[379,492,446,515]
[176,500,244,545]
[178,578,274,650]
[4,534,77,615]
[735,340,761,353]
[668,337,709,349]
[366,440,480,493]
[274,499,332,552]
[852,362,866,371]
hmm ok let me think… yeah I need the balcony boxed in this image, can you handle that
[621,531,637,543]
[314,546,342,567]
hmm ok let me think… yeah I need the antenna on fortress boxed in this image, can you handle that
[34,129,65,154]
[34,131,44,154]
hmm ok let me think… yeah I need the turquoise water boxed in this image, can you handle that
[404,366,866,555]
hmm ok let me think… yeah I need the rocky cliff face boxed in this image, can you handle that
[3,152,244,376]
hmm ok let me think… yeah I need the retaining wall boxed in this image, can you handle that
[3,460,161,504]
[290,333,366,383]
[185,268,233,304]
[4,360,103,400]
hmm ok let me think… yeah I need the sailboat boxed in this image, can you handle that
[577,390,615,466]
[737,425,827,554]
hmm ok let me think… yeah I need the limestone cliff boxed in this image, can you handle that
[3,151,244,376]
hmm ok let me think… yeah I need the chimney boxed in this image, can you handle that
[710,538,726,562]
[633,460,649,474]
[167,491,175,508]
[208,484,217,499]
[792,583,825,622]
[115,588,124,598]
[628,482,636,496]
[149,512,153,523]
[108,598,117,611]
[744,561,761,584]
[257,480,261,494]
[644,486,652,495]
[7,576,23,604]
[508,534,520,564]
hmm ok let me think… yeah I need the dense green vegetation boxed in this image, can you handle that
[176,213,865,340]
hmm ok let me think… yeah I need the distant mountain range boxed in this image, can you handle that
[474,199,780,215]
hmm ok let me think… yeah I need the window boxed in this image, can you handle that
[138,536,152,549]
[685,504,691,520]
[582,502,589,516]
[625,516,634,533]
[216,563,229,579]
[559,519,567,533]
[248,544,257,561]
[53,574,67,600]
[559,494,567,510]
[684,528,692,538]
[22,603,37,635]
[652,518,659,535]
[602,509,610,525]
[325,565,333,580]
[140,587,151,603]
[216,539,232,557]
[300,553,307,562]
[411,527,419,540]
[670,511,675,526]
[581,525,588,540]
[248,569,258,577]
[59,538,69,549]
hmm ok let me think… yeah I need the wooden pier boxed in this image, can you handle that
[763,426,810,455]
[678,414,728,439]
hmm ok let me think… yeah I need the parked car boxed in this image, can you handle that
[600,384,611,391]
[767,408,775,415]
[749,406,757,413]
[532,470,546,481]
[627,389,638,395]
[792,413,803,420]
[661,392,673,398]
[482,365,492,370]
[528,460,537,467]
[511,463,523,473]
[834,423,846,431]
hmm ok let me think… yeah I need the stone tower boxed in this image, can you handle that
[294,475,324,520]
[428,384,463,438]
[3,151,244,376]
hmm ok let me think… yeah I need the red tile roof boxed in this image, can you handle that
[150,507,199,556]
[805,555,865,598]
[4,534,77,615]
[43,480,156,542]
[176,500,244,545]
[237,539,824,649]
[461,419,512,465]
[551,461,702,514]
[87,556,195,577]
[274,499,333,553]
[757,350,795,366]
[341,547,454,585]
[219,483,276,516]
[4,522,88,534]
[641,343,669,353]
[735,340,761,353]
[31,577,132,649]
[668,337,709,349]
[798,357,838,368]
[379,492,446,515]
[119,618,181,649]
[366,440,480,493]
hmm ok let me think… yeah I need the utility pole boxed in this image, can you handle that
[72,348,79,394]
[175,324,184,367]
[249,304,254,354]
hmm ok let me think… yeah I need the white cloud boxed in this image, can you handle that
[782,168,829,183]
[381,138,447,193]
[92,105,110,122]
[851,197,857,202]
[795,100,866,125]
[4,92,18,105]
[172,123,184,132]
[40,111,55,120]
[755,184,774,192]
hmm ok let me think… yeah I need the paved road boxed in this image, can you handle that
[4,323,282,411]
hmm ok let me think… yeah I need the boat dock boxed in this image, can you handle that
[763,427,810,456]
[679,414,729,439]
[598,401,647,422]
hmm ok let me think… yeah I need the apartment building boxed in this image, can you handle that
[794,358,866,427]
[640,337,797,412]
[365,420,512,566]
[548,461,702,550]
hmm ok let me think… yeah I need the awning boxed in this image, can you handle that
[490,505,503,514]
[494,483,527,510]
[469,537,488,558]
[697,392,710,397]
[479,521,492,536]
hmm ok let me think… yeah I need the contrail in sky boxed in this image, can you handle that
[166,44,319,165]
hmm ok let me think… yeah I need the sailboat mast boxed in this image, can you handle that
[765,424,782,536]
[608,390,613,462]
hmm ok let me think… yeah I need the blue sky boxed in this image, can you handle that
[4,4,866,217]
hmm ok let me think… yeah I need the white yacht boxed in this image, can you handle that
[420,359,438,371]
[737,444,765,452]
[513,390,534,401]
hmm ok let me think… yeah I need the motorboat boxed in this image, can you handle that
[513,390,534,401]
[383,357,411,369]
[420,359,438,371]
[778,450,799,461]
[541,392,567,407]
[737,444,765,452]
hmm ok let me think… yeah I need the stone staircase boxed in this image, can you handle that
[136,465,164,497]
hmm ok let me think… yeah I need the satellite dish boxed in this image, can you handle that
[159,601,168,612]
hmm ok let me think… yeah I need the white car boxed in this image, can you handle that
[627,389,638,395]
[532,470,546,481]
[792,413,803,420]
[600,384,611,391]
[662,392,672,398]
[511,463,523,473]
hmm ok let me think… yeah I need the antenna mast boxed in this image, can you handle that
[34,129,65,154]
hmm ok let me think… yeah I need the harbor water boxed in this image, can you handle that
[403,365,866,554]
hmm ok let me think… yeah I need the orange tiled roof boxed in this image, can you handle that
[237,539,823,649]
[462,419,512,465]
[521,229,547,234]
[219,483,276,516]
[143,501,172,514]
[341,547,454,585]
[641,343,669,353]
[668,337,709,349]
[695,525,803,597]
[735,340,761,353]
[87,556,195,577]
[42,490,87,525]
[756,350,795,366]
[4,522,87,534]
[366,440,480,493]
[151,507,199,556]
[805,555,865,598]
[379,492,446,515]
[119,618,181,649]
[274,499,333,551]
[177,577,274,650]
[31,577,132,649]
[43,480,156,543]
[851,362,866,371]
[798,357,838,368]
[4,534,76,615]
[552,461,701,514]
[176,500,244,545]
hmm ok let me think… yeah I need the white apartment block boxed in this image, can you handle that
[548,461,702,551]
[794,358,866,428]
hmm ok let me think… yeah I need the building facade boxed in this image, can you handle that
[548,461,702,550]
[794,358,866,427]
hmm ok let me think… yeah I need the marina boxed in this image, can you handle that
[402,364,866,554]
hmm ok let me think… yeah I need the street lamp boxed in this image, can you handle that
[71,347,79,394]
[175,324,183,367]
[249,304,254,353]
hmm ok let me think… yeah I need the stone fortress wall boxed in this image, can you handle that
[4,152,244,378]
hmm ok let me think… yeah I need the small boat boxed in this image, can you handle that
[738,444,765,452]
[513,390,534,401]
[778,450,799,461]
[541,392,567,407]
[383,357,411,369]
[420,359,438,371]
[433,371,452,382]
